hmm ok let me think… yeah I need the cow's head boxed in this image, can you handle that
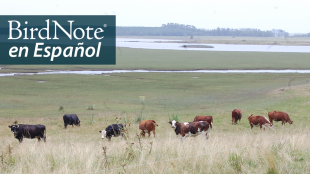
[8,125,19,134]
[168,120,178,128]
[288,120,293,125]
[99,130,106,139]
[77,120,81,126]
[267,123,274,130]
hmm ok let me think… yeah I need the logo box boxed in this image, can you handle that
[0,15,116,64]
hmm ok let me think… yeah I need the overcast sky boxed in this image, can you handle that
[1,0,309,33]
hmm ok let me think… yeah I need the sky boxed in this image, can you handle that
[1,0,309,33]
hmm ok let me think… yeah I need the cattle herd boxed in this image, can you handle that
[8,110,293,143]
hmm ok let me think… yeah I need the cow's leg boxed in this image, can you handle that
[64,123,67,129]
[38,137,41,142]
[140,130,145,137]
[201,130,208,141]
[148,130,151,137]
[19,137,23,143]
[152,128,156,137]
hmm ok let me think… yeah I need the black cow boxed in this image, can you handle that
[63,114,80,129]
[99,124,126,141]
[8,124,46,143]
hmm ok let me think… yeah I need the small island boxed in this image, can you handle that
[181,45,214,48]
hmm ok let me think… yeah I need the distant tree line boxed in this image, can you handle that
[293,33,310,37]
[117,23,290,37]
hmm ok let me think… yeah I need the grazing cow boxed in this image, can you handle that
[248,115,274,130]
[232,109,242,124]
[268,110,293,125]
[139,120,158,137]
[99,124,126,141]
[8,124,46,143]
[63,114,80,129]
[168,120,209,142]
[193,116,213,129]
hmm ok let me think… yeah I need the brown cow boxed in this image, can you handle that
[232,109,242,124]
[248,115,274,130]
[139,120,158,137]
[268,110,293,125]
[193,116,213,128]
[168,120,209,142]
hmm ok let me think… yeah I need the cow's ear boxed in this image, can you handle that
[176,122,179,124]
[168,121,172,124]
[8,125,11,128]
[99,131,102,133]
[16,125,19,128]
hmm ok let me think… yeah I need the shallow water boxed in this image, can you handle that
[116,38,310,53]
[1,69,310,77]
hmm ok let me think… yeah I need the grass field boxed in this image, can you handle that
[1,47,310,73]
[1,72,310,173]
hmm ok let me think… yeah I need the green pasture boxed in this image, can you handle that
[0,73,310,127]
[1,46,310,173]
[1,47,310,73]
[1,73,310,173]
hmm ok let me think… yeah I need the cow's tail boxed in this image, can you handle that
[248,114,253,119]
[153,121,158,127]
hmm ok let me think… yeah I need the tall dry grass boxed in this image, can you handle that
[1,117,309,174]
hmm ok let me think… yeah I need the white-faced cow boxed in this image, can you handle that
[232,109,242,124]
[268,110,293,125]
[139,120,158,137]
[248,115,274,130]
[168,120,209,142]
[193,116,213,128]
[63,114,80,129]
[8,124,46,143]
[99,124,126,141]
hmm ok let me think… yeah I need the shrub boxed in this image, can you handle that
[169,114,180,122]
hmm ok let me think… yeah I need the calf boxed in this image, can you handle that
[232,109,242,124]
[268,110,293,125]
[248,115,274,130]
[193,116,213,128]
[99,124,126,141]
[139,120,158,137]
[8,124,46,143]
[168,120,209,142]
[63,114,81,129]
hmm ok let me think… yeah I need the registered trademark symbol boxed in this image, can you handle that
[103,24,107,27]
